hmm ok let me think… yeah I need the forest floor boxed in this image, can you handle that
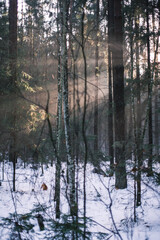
[0,159,160,240]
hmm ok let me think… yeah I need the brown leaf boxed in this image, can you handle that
[41,183,48,191]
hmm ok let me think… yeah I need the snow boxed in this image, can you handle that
[0,159,160,240]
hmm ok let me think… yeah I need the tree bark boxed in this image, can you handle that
[81,6,88,239]
[60,0,76,216]
[54,8,62,218]
[112,0,127,189]
[135,10,142,206]
[108,0,114,170]
[94,0,99,161]
[146,0,153,175]
[9,0,18,192]
[154,0,160,156]
[9,0,17,89]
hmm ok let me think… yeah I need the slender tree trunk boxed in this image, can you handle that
[129,0,138,217]
[154,1,160,156]
[9,0,17,89]
[108,0,114,170]
[108,48,114,171]
[28,7,33,67]
[20,0,24,46]
[134,12,142,206]
[54,13,62,218]
[60,0,76,216]
[9,0,18,192]
[73,62,79,240]
[94,0,99,161]
[146,0,153,175]
[112,0,127,189]
[69,0,76,161]
[69,0,79,226]
[81,6,88,239]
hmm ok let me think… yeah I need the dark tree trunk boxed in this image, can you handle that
[154,1,160,156]
[54,17,62,219]
[112,0,127,189]
[135,11,142,206]
[9,0,17,89]
[108,0,114,170]
[81,6,88,239]
[9,0,18,192]
[94,0,99,161]
[129,0,138,216]
[146,0,153,175]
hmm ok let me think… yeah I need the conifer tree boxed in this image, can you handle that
[109,0,127,189]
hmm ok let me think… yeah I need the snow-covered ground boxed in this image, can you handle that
[0,159,160,240]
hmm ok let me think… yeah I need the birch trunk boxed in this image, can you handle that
[60,0,76,216]
[54,9,62,218]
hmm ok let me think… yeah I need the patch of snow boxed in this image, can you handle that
[0,161,160,239]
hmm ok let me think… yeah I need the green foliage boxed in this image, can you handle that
[0,204,49,238]
[0,207,95,240]
[0,212,35,239]
[18,71,36,92]
[18,79,35,93]
[46,214,91,240]
[94,232,110,240]
[154,172,160,185]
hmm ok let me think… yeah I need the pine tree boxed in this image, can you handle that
[110,0,127,189]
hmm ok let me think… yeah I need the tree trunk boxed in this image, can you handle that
[60,0,76,216]
[154,1,160,156]
[108,0,114,170]
[129,0,138,215]
[54,10,62,218]
[9,0,17,89]
[146,0,153,175]
[94,0,99,161]
[9,0,18,192]
[112,0,127,189]
[81,6,88,239]
[135,11,142,206]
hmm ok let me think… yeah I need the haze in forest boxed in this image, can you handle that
[0,0,160,239]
